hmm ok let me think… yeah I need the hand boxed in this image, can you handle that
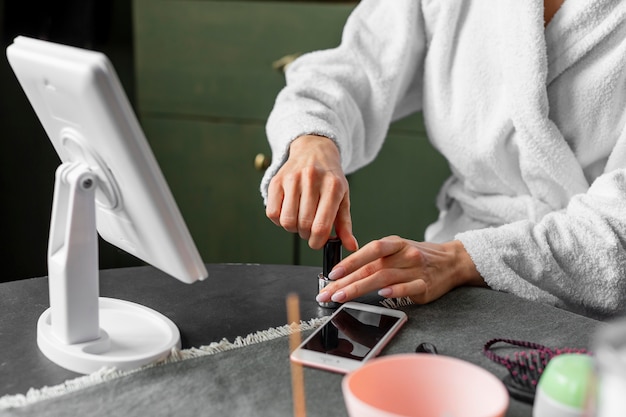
[265,135,358,251]
[315,236,485,304]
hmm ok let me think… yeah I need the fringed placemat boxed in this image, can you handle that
[0,317,329,410]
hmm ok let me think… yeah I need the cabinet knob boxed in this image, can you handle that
[254,153,271,171]
[272,53,301,73]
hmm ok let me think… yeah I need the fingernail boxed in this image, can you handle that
[378,288,393,297]
[328,266,345,280]
[316,291,331,303]
[331,291,346,303]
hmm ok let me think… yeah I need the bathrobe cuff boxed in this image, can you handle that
[457,169,626,319]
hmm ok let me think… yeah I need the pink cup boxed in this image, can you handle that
[342,354,509,417]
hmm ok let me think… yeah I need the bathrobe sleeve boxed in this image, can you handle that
[454,0,626,320]
[457,165,626,319]
[260,0,626,319]
[260,0,427,203]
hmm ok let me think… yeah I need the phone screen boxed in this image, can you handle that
[302,306,403,360]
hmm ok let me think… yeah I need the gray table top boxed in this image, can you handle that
[0,263,602,416]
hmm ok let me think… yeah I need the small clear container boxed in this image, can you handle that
[589,318,626,417]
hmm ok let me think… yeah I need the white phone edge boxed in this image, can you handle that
[290,302,408,374]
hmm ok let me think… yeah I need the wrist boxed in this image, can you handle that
[290,134,338,154]
[445,240,486,288]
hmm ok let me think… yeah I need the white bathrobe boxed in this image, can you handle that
[261,0,626,319]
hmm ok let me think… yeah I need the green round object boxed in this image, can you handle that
[537,353,594,409]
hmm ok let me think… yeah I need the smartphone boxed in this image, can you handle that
[290,302,408,373]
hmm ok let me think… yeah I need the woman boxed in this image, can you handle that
[261,0,626,319]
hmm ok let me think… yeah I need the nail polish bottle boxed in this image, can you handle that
[318,237,342,309]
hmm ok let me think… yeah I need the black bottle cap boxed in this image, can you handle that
[323,237,342,278]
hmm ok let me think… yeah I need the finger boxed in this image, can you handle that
[279,174,301,233]
[379,280,428,303]
[329,267,399,303]
[265,179,284,226]
[329,237,404,280]
[316,264,409,305]
[323,258,393,299]
[308,180,343,250]
[296,171,320,242]
[317,266,372,303]
[335,194,358,252]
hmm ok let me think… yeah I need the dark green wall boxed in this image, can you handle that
[0,0,140,281]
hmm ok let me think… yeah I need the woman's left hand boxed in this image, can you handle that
[316,236,486,305]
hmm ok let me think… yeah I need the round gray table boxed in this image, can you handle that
[0,263,601,416]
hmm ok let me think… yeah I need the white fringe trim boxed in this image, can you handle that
[379,296,415,309]
[0,317,329,410]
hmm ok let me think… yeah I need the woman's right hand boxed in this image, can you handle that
[265,135,359,251]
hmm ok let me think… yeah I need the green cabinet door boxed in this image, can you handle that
[134,0,356,119]
[134,0,359,265]
[134,0,451,268]
[141,116,293,263]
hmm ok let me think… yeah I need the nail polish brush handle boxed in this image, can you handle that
[323,237,342,278]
